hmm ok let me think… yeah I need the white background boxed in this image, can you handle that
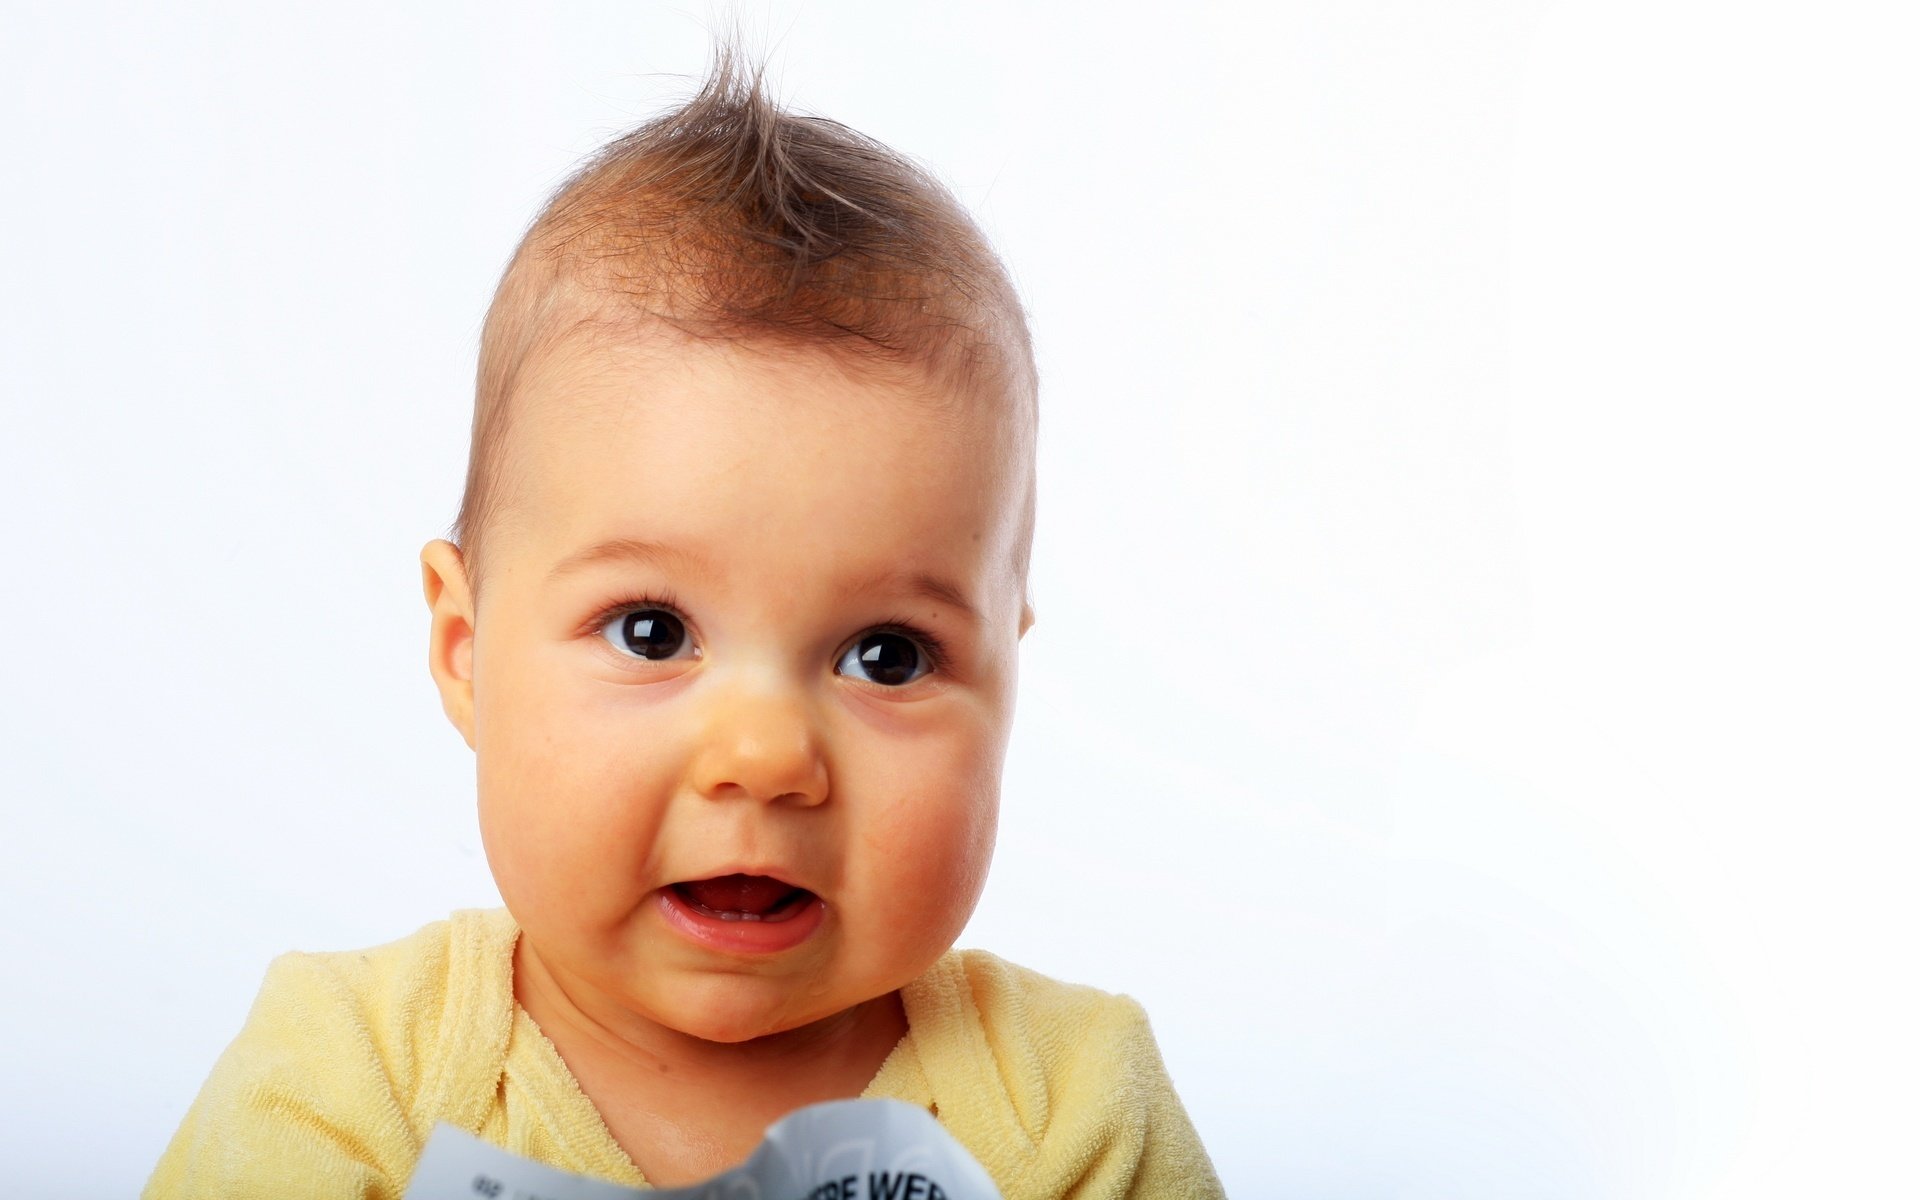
[3,2,1915,1195]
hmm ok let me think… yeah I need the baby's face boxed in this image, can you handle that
[425,331,1031,1044]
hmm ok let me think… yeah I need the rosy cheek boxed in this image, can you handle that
[476,730,599,895]
[861,783,997,943]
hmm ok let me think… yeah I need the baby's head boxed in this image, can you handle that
[420,50,1036,1046]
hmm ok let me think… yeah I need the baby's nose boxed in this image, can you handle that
[688,690,829,807]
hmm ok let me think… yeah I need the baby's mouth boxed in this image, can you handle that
[669,874,817,923]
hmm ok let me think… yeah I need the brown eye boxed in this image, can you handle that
[836,632,929,687]
[602,609,690,661]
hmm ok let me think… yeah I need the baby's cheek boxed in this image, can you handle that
[861,780,997,944]
[476,733,601,903]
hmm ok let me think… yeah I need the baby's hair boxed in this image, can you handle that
[450,42,1037,608]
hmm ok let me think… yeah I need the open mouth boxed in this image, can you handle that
[657,872,828,954]
[669,874,818,924]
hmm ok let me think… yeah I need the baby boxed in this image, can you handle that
[145,49,1221,1200]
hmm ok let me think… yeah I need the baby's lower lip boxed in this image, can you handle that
[656,885,826,955]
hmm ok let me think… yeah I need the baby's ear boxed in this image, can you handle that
[420,540,477,751]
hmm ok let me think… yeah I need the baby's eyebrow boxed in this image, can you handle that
[845,566,980,626]
[546,537,696,583]
[546,537,980,625]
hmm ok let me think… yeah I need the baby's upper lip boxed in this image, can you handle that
[669,865,820,896]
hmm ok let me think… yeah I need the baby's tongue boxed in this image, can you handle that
[679,873,798,915]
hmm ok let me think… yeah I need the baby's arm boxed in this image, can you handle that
[1107,996,1226,1200]
[967,952,1224,1200]
[142,951,421,1200]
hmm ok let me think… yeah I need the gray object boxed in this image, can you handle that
[403,1097,1002,1200]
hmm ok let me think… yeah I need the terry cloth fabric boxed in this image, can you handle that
[143,908,1224,1199]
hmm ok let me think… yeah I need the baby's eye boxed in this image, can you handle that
[836,632,932,687]
[601,608,694,662]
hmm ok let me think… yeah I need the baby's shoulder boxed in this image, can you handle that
[904,948,1191,1188]
[267,910,468,999]
[914,948,1158,1079]
[256,912,458,1033]
[937,947,1145,1024]
[240,909,514,1121]
[143,911,513,1194]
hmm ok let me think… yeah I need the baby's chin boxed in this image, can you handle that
[648,972,890,1046]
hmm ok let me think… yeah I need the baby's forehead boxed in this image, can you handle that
[512,322,1008,451]
[512,324,1013,477]
[485,337,1024,604]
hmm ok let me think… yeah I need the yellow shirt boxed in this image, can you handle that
[144,908,1223,1198]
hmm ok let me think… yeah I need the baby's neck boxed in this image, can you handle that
[511,936,908,1185]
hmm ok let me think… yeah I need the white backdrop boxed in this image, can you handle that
[3,3,1915,1195]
